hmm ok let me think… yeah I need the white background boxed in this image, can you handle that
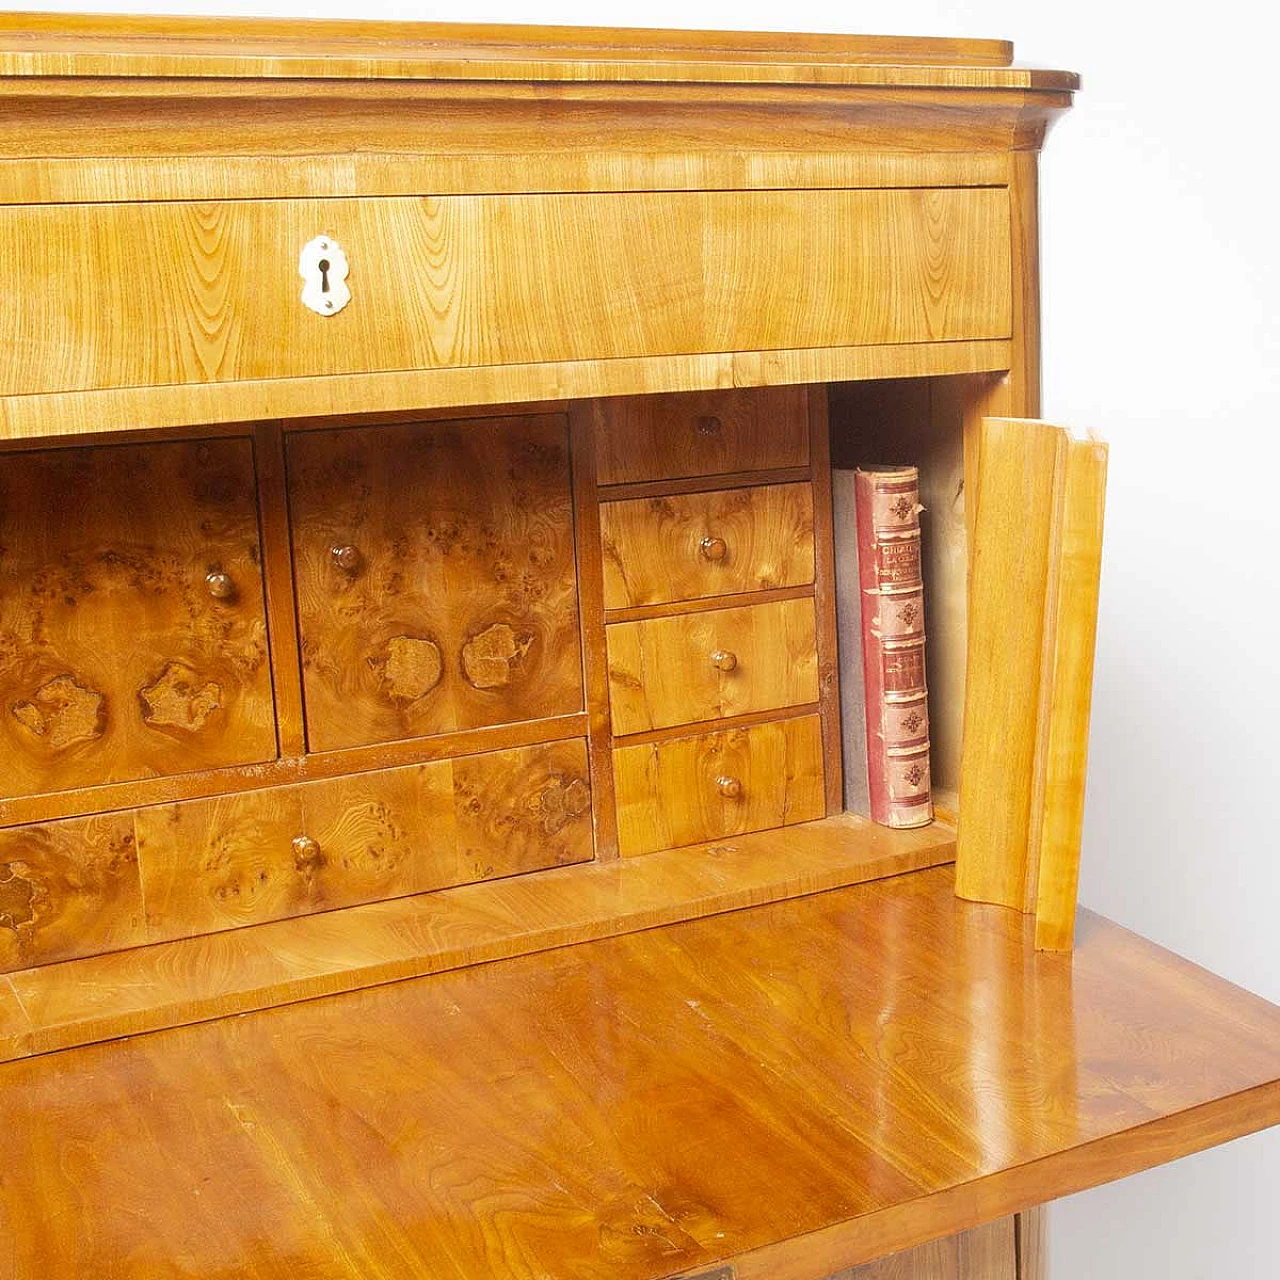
[14,0,1280,1275]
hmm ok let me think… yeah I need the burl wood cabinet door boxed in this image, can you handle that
[288,415,583,752]
[0,440,275,797]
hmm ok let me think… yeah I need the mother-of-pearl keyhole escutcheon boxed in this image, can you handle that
[299,235,351,316]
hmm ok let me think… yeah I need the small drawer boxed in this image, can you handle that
[136,739,593,941]
[287,414,583,753]
[607,597,819,736]
[595,387,809,486]
[600,483,815,610]
[613,715,824,857]
[0,438,277,799]
[0,812,144,973]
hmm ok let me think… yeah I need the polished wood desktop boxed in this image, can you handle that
[0,14,1273,1280]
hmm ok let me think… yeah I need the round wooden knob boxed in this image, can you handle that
[717,776,743,800]
[291,835,322,867]
[204,571,236,601]
[696,415,722,437]
[699,535,728,562]
[330,544,362,573]
[710,649,738,672]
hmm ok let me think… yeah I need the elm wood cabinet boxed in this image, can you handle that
[0,14,1277,1280]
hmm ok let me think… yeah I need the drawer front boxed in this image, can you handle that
[287,415,583,752]
[0,189,1010,396]
[0,812,144,973]
[614,715,824,857]
[601,483,814,609]
[0,440,276,798]
[136,738,593,941]
[607,597,819,736]
[595,387,809,486]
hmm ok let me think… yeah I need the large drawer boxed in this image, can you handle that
[600,483,815,609]
[0,738,593,970]
[613,715,825,857]
[0,189,1011,396]
[606,596,819,735]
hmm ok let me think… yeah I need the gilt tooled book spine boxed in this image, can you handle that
[854,467,934,829]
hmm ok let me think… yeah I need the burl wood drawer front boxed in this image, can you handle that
[0,189,1010,396]
[136,739,593,942]
[0,440,276,798]
[287,415,583,753]
[0,812,144,973]
[600,483,815,609]
[614,715,824,857]
[595,387,809,486]
[607,597,819,736]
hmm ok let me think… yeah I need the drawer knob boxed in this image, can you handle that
[717,775,743,800]
[696,415,723,437]
[331,544,363,573]
[710,649,738,672]
[204,571,236,601]
[699,535,728,563]
[292,835,323,868]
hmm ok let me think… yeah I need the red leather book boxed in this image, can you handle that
[854,467,933,829]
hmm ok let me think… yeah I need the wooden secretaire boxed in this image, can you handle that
[0,15,1277,1280]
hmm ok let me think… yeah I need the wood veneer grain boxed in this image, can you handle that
[0,189,1011,400]
[0,711,590,831]
[601,483,816,610]
[0,438,277,798]
[0,812,143,972]
[613,715,825,856]
[1034,438,1108,950]
[0,814,956,1062]
[606,597,819,736]
[595,386,809,486]
[251,422,307,759]
[286,414,583,753]
[568,402,622,860]
[808,387,844,816]
[0,15,1079,90]
[0,339,1017,442]
[3,866,1278,1279]
[135,739,593,944]
[955,419,1064,909]
[830,1217,1016,1280]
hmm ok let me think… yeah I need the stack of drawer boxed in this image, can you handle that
[596,388,828,856]
[0,416,594,973]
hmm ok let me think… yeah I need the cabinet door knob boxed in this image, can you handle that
[717,775,743,799]
[205,571,236,601]
[710,649,738,672]
[292,835,322,868]
[699,535,728,562]
[331,544,362,573]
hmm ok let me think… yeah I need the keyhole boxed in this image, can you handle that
[318,259,331,293]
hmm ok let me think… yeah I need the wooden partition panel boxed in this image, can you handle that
[955,417,1108,950]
